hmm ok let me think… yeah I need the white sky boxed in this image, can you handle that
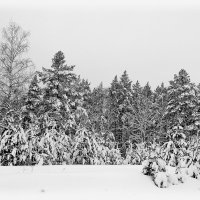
[1,0,200,89]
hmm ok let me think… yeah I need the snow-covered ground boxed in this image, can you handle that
[0,165,199,200]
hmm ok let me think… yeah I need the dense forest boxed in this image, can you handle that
[0,22,200,187]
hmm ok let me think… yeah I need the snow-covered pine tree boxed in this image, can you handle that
[130,81,158,144]
[38,51,78,133]
[153,83,168,142]
[161,125,187,167]
[154,83,168,104]
[164,69,199,138]
[0,124,31,166]
[129,80,143,143]
[72,76,91,128]
[88,82,108,132]
[22,74,42,129]
[108,71,133,155]
[74,75,91,110]
[142,82,153,99]
[108,75,121,145]
[191,84,200,136]
[186,85,200,177]
[118,71,133,153]
[132,80,142,99]
[70,128,123,165]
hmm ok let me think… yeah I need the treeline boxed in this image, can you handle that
[0,22,200,166]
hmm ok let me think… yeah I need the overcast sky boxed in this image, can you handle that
[1,0,200,89]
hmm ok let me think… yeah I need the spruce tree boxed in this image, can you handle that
[22,74,42,129]
[25,74,41,115]
[118,71,133,151]
[132,80,142,99]
[38,51,78,132]
[131,81,158,143]
[108,75,121,146]
[108,71,132,154]
[75,76,91,110]
[164,69,199,137]
[143,82,153,99]
[88,82,107,132]
[154,83,168,142]
[131,80,144,143]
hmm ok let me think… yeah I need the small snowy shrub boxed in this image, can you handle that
[34,127,72,165]
[69,128,96,164]
[142,155,186,187]
[0,124,31,166]
[127,142,160,165]
[167,172,179,185]
[142,157,166,177]
[71,128,123,165]
[123,141,141,164]
[142,159,157,176]
[161,126,188,167]
[187,164,199,179]
[155,171,180,188]
[175,169,187,183]
[153,172,169,188]
[136,143,149,163]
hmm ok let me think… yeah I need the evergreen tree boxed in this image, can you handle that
[22,74,42,129]
[130,81,159,143]
[72,76,91,128]
[132,80,142,99]
[164,69,199,137]
[88,82,107,132]
[153,83,168,142]
[108,71,132,154]
[118,71,133,153]
[38,51,78,133]
[143,82,153,99]
[130,80,143,143]
[25,74,42,115]
[75,76,91,110]
[108,76,121,146]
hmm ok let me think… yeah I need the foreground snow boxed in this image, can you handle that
[0,165,199,200]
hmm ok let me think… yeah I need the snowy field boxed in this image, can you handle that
[0,165,199,200]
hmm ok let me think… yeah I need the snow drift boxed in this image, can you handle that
[0,165,199,200]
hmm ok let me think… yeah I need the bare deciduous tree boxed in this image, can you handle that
[0,21,34,113]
